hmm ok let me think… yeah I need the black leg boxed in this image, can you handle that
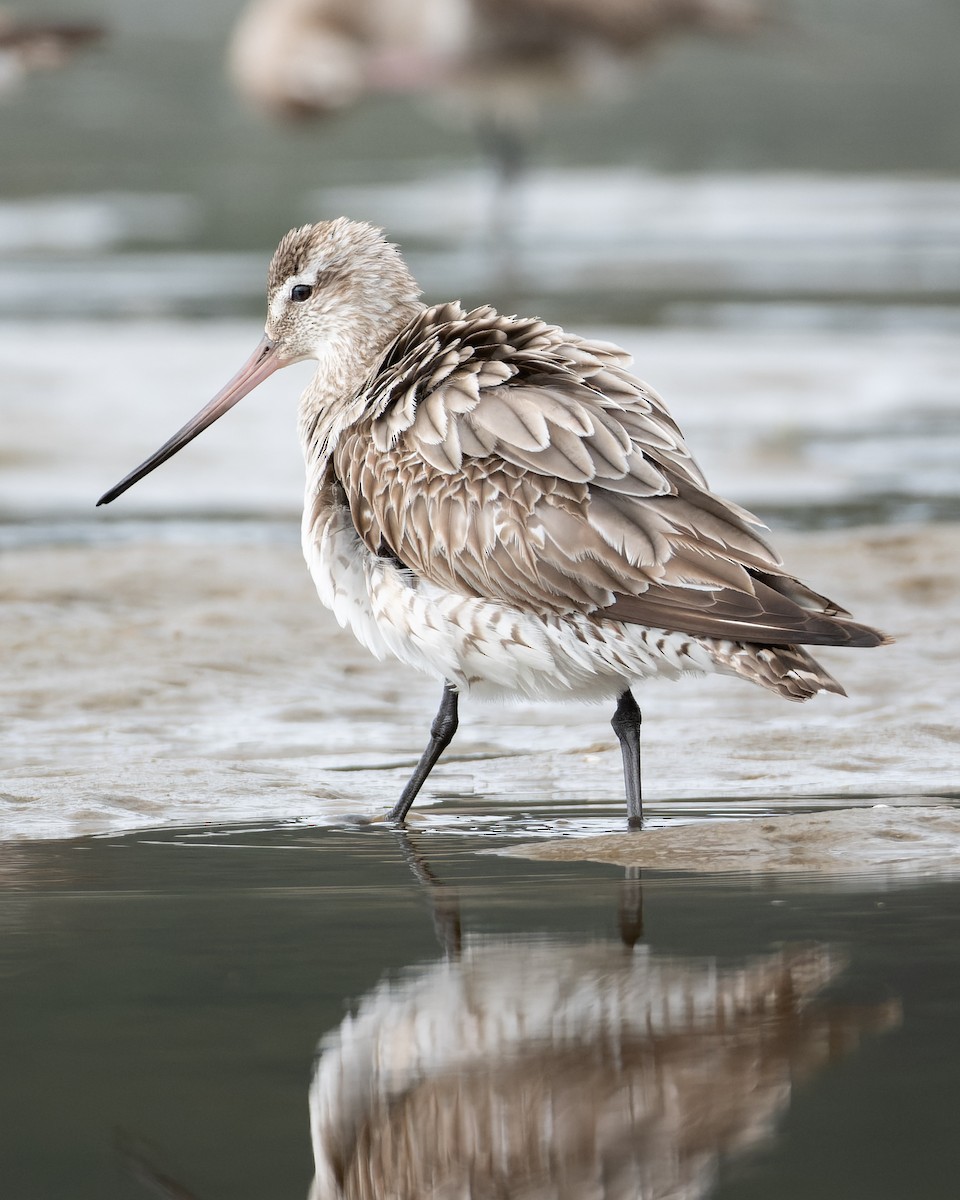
[387,682,459,824]
[611,688,643,829]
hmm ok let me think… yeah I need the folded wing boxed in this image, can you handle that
[334,303,886,650]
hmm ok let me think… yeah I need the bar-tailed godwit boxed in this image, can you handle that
[98,219,888,826]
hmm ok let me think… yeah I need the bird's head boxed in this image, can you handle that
[265,218,422,364]
[97,219,421,507]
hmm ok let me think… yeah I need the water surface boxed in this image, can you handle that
[2,820,958,1199]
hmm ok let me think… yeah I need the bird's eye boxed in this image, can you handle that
[290,283,313,302]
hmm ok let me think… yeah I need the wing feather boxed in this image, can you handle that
[416,388,449,445]
[469,390,551,452]
[458,420,495,458]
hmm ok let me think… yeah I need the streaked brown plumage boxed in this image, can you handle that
[98,219,888,827]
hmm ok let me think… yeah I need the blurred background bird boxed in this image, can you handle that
[229,0,767,119]
[0,9,104,96]
[228,0,769,242]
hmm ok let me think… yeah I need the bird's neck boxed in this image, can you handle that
[297,299,424,466]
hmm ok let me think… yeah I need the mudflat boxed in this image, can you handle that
[2,523,957,841]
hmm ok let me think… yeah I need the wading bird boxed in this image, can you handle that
[98,219,887,827]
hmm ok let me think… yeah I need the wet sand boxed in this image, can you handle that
[503,806,960,878]
[2,524,958,841]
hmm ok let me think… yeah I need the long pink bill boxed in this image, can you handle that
[96,335,284,507]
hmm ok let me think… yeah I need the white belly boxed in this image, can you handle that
[303,502,717,702]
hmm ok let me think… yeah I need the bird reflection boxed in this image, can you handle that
[117,840,899,1200]
[308,844,898,1200]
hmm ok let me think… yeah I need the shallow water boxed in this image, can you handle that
[3,527,959,841]
[2,819,959,1199]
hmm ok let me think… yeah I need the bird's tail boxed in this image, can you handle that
[698,637,849,701]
